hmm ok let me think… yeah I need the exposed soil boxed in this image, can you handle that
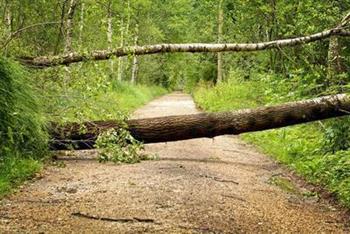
[0,92,349,233]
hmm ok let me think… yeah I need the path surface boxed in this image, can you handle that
[0,93,349,233]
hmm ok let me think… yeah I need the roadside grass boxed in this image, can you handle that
[1,61,167,198]
[0,59,47,198]
[0,158,42,197]
[193,73,350,208]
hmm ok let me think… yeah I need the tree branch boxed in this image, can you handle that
[2,21,60,49]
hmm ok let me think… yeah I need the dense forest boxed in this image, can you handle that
[1,0,350,214]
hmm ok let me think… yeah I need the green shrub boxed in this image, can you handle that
[322,118,350,153]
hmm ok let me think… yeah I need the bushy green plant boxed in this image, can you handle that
[322,118,350,153]
[95,128,144,164]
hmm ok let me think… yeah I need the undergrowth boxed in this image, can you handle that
[1,61,166,197]
[0,58,48,197]
[194,70,350,208]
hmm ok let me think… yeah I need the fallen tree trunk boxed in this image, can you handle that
[50,94,350,150]
[20,28,350,68]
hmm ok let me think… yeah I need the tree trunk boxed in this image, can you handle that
[327,36,344,88]
[79,1,85,48]
[4,1,12,32]
[54,0,68,54]
[4,0,12,55]
[20,28,350,68]
[107,0,114,75]
[326,10,350,90]
[63,0,78,93]
[117,17,124,81]
[49,94,350,150]
[131,24,139,84]
[217,0,224,83]
[118,0,131,81]
[64,0,78,54]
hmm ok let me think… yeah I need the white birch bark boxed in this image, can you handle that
[21,28,350,67]
[117,18,124,81]
[217,0,224,83]
[79,2,85,48]
[107,0,114,74]
[131,24,139,84]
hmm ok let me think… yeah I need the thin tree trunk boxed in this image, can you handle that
[217,0,224,83]
[54,0,68,54]
[107,0,114,74]
[63,0,78,94]
[131,24,139,84]
[49,94,350,150]
[64,0,78,54]
[117,17,124,81]
[327,36,343,86]
[20,28,350,68]
[117,0,130,81]
[4,0,12,55]
[79,2,85,48]
[4,1,11,32]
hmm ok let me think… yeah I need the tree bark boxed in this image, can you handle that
[327,36,344,85]
[107,0,114,75]
[54,0,68,55]
[4,1,12,32]
[49,94,350,150]
[217,0,224,83]
[79,1,85,48]
[64,0,78,54]
[117,17,124,81]
[131,23,139,84]
[20,28,350,68]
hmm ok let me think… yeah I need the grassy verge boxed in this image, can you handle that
[193,73,350,208]
[0,59,47,197]
[0,158,42,197]
[1,61,167,198]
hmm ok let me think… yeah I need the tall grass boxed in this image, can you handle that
[0,58,48,196]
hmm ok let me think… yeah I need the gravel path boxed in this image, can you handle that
[0,92,349,233]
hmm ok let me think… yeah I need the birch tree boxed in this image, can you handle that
[131,23,139,84]
[217,0,224,83]
[64,0,78,54]
[106,0,114,74]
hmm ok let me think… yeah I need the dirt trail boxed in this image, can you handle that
[0,93,349,233]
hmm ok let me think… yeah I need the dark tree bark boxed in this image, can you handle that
[50,94,350,150]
